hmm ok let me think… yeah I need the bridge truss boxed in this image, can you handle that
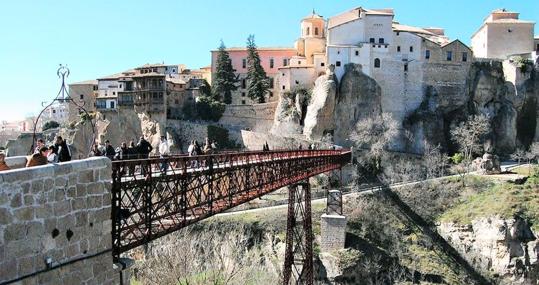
[111,149,351,282]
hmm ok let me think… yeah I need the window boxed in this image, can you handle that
[378,38,384,44]
[242,58,247,68]
[369,38,375,43]
[396,32,400,36]
[119,84,122,88]
[282,85,285,90]
[283,58,288,66]
[175,99,179,104]
[336,61,341,67]
[320,62,325,67]
[113,91,116,95]
[269,78,274,88]
[404,63,408,72]
[241,79,246,89]
[462,52,468,62]
[508,29,512,33]
[397,46,401,52]
[80,94,84,100]
[241,100,246,105]
[241,92,246,97]
[425,50,430,59]
[355,50,359,56]
[306,27,310,35]
[446,51,453,61]
[93,86,98,91]
[298,61,301,65]
[315,27,319,36]
[110,101,115,109]
[269,92,273,97]
[409,46,413,52]
[270,58,274,68]
[374,58,381,68]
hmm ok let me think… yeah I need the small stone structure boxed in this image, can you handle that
[320,190,347,252]
[0,157,130,284]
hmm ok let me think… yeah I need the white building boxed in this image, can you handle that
[471,9,535,59]
[41,102,69,125]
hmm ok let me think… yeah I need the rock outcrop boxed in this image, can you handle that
[439,216,538,283]
[472,153,501,174]
[303,66,338,141]
[270,89,307,136]
[334,64,382,146]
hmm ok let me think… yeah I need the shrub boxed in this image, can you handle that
[42,120,60,131]
[207,125,241,150]
[450,153,464,164]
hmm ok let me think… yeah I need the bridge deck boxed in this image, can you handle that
[111,149,351,258]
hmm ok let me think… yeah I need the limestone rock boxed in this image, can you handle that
[334,63,382,146]
[303,67,337,141]
[472,153,501,174]
[270,89,308,136]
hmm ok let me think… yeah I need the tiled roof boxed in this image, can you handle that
[328,7,394,29]
[70,79,97,85]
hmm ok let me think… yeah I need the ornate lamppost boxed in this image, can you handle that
[30,64,96,155]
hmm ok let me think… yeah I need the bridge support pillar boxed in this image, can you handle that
[320,190,347,252]
[282,181,314,285]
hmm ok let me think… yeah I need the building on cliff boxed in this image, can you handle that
[471,9,535,60]
[67,80,98,122]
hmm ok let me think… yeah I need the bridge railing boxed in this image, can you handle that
[110,149,352,258]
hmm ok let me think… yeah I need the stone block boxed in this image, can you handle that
[71,197,87,211]
[78,170,94,184]
[4,223,26,241]
[35,204,52,219]
[54,188,66,202]
[25,221,44,237]
[10,193,22,208]
[23,194,34,206]
[67,173,78,186]
[0,259,18,282]
[42,178,54,192]
[14,207,35,221]
[75,184,87,197]
[0,208,13,225]
[87,196,102,209]
[31,180,44,194]
[86,183,102,195]
[53,164,72,176]
[17,255,36,277]
[21,182,31,194]
[55,177,67,188]
[65,186,77,199]
[320,214,347,252]
[53,200,71,216]
[75,212,88,227]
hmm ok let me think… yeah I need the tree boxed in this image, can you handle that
[42,120,60,131]
[511,148,527,165]
[212,40,238,104]
[351,113,399,172]
[423,141,447,179]
[530,142,539,164]
[246,35,269,103]
[450,114,490,162]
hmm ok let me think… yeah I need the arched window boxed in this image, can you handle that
[306,27,310,36]
[314,27,319,36]
[374,58,381,68]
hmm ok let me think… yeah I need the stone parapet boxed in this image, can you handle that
[0,157,121,284]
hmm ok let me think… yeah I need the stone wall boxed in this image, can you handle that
[219,102,277,133]
[0,157,122,284]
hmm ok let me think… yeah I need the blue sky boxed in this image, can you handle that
[0,0,537,121]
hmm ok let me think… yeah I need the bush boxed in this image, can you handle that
[207,125,241,150]
[450,153,464,164]
[42,120,60,131]
[183,96,225,122]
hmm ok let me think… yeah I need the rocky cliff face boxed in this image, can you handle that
[303,67,338,141]
[439,216,538,284]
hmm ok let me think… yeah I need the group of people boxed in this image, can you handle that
[26,136,72,167]
[187,138,217,156]
[89,136,154,161]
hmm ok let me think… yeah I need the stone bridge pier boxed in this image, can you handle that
[0,157,131,285]
[320,189,347,252]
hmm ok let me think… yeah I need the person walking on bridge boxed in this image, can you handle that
[54,136,71,162]
[137,136,153,175]
[159,136,170,173]
[105,140,116,160]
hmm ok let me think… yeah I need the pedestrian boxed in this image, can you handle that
[26,146,48,167]
[159,136,170,173]
[115,142,129,160]
[47,145,58,163]
[308,144,312,150]
[34,139,45,154]
[105,140,116,160]
[203,137,213,154]
[211,140,218,151]
[55,136,71,162]
[194,140,202,155]
[89,143,102,157]
[137,136,153,175]
[0,152,10,171]
[127,141,137,175]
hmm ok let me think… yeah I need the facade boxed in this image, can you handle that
[325,6,473,126]
[96,70,135,111]
[471,9,535,59]
[211,47,297,105]
[41,102,69,125]
[68,80,98,122]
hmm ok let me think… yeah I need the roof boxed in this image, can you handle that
[328,7,394,29]
[302,10,324,21]
[486,18,534,24]
[212,47,296,52]
[97,69,136,80]
[135,63,179,69]
[393,23,450,46]
[131,72,165,78]
[70,79,97,86]
[166,78,187,85]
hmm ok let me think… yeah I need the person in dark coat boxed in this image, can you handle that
[55,136,71,162]
[137,137,153,159]
[105,140,116,160]
[126,141,137,175]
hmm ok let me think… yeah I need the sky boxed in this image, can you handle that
[0,0,537,122]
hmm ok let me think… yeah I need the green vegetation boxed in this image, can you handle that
[212,40,238,104]
[183,95,226,122]
[450,152,464,164]
[246,35,269,103]
[207,125,241,149]
[42,120,60,131]
[439,177,539,231]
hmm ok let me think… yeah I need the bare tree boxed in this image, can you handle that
[511,148,527,165]
[351,113,399,171]
[423,141,447,179]
[450,114,490,163]
[530,142,539,164]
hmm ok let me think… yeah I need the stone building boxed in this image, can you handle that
[471,9,535,59]
[68,80,98,123]
[211,47,297,105]
[96,70,136,112]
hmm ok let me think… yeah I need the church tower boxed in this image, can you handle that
[295,10,326,64]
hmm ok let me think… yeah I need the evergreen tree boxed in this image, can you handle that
[246,35,269,104]
[212,40,238,104]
